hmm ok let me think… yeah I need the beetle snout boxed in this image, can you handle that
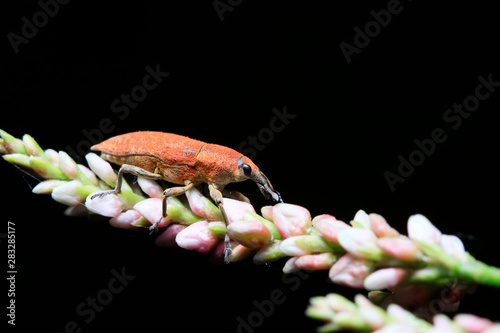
[253,172,282,203]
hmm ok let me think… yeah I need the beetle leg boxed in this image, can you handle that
[91,164,163,200]
[222,189,251,203]
[208,184,232,264]
[149,180,195,235]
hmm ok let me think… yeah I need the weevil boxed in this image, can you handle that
[90,131,282,262]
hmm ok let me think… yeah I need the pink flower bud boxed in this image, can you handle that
[228,244,254,263]
[133,198,170,228]
[261,206,274,222]
[0,130,26,154]
[369,213,399,237]
[454,314,493,333]
[407,214,442,245]
[184,187,223,221]
[253,240,286,264]
[338,228,380,259]
[440,235,466,262]
[223,197,256,223]
[352,210,370,228]
[324,293,356,313]
[64,205,88,217]
[32,179,66,194]
[294,253,336,271]
[312,214,349,243]
[155,224,187,247]
[283,257,299,274]
[433,314,458,333]
[77,164,99,186]
[59,151,78,179]
[85,153,117,187]
[376,237,420,262]
[354,295,387,330]
[109,209,146,229]
[45,149,60,165]
[329,254,372,288]
[137,177,163,198]
[227,220,272,248]
[280,235,331,256]
[22,134,45,157]
[175,221,220,253]
[364,268,407,290]
[85,192,124,217]
[386,304,418,325]
[51,180,85,206]
[268,203,311,238]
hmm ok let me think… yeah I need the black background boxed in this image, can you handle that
[2,1,499,332]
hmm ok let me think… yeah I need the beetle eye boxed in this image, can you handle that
[242,164,252,177]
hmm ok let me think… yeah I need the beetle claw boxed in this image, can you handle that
[149,219,161,235]
[223,233,232,264]
[90,190,115,200]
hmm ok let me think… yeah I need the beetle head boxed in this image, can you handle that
[237,156,282,202]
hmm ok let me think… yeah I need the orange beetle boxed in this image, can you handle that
[90,131,282,261]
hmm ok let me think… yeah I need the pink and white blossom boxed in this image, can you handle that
[329,254,372,288]
[407,214,442,245]
[175,221,220,253]
[268,203,311,238]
